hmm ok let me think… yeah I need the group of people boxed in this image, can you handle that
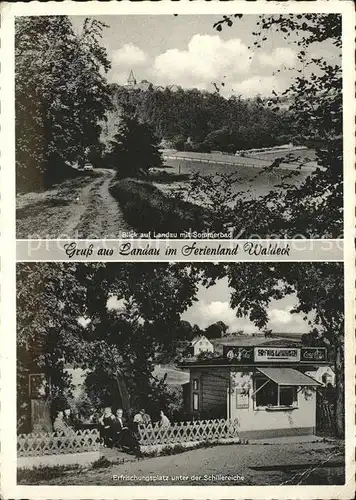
[53,405,171,454]
[98,407,171,453]
[98,407,138,452]
[53,408,78,435]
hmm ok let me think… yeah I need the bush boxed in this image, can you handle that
[195,142,212,153]
[109,178,209,234]
[91,456,112,469]
[172,136,186,151]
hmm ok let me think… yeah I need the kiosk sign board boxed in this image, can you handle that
[300,347,327,362]
[254,347,300,363]
[222,346,327,364]
[223,346,254,363]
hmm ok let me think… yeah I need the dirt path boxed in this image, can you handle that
[16,169,133,239]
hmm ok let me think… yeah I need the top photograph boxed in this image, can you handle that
[15,13,343,240]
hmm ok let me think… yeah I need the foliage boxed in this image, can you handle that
[205,321,228,339]
[107,85,293,154]
[16,263,200,430]
[17,464,80,484]
[109,178,208,234]
[181,172,244,236]
[106,111,163,178]
[226,329,245,338]
[15,16,112,192]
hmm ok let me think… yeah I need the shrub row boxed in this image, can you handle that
[109,178,209,234]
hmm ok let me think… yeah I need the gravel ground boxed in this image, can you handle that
[18,439,344,486]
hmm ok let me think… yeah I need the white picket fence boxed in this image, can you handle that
[138,418,240,446]
[18,429,101,457]
[18,419,240,456]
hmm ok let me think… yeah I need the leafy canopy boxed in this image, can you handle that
[16,16,112,191]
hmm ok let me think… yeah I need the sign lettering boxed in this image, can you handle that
[223,346,327,364]
[300,347,327,362]
[254,347,300,362]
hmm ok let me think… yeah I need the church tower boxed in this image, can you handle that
[127,70,137,86]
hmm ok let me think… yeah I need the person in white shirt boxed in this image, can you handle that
[112,408,128,448]
[115,408,127,431]
[159,410,171,428]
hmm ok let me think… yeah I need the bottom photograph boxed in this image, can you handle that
[16,262,345,486]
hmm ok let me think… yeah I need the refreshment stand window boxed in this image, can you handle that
[253,367,320,410]
[254,375,297,409]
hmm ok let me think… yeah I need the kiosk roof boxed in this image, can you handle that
[258,367,321,386]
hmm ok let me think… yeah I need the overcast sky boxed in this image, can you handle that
[71,15,340,98]
[181,276,309,334]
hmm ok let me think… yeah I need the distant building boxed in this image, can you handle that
[123,70,180,92]
[127,69,137,86]
[191,335,214,356]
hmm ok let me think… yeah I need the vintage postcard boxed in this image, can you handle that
[0,0,355,499]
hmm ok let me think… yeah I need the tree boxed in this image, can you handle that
[16,263,88,431]
[16,263,200,429]
[106,112,163,178]
[205,321,229,339]
[108,84,293,154]
[15,16,112,191]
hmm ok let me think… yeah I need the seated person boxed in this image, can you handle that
[113,409,140,455]
[63,408,79,431]
[112,408,128,447]
[133,408,151,427]
[98,407,115,447]
[53,410,71,435]
[160,410,171,428]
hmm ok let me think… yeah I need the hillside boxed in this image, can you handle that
[101,84,295,154]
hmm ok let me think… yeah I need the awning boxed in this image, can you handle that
[257,367,321,386]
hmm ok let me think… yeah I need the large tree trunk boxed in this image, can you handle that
[334,341,344,437]
[116,372,130,412]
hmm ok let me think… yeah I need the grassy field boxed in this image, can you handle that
[152,365,189,385]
